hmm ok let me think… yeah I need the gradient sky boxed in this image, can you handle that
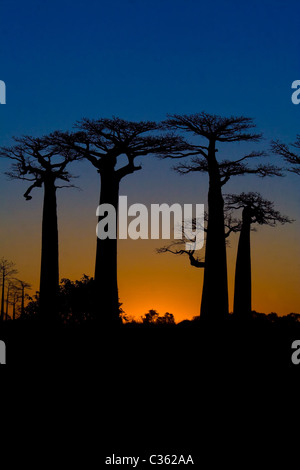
[0,0,299,321]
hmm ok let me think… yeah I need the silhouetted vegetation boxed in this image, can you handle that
[141,309,175,325]
[0,258,17,322]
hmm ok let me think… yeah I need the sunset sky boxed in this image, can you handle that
[0,0,299,322]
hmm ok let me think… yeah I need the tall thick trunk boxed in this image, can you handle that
[39,177,59,321]
[233,207,252,318]
[200,145,228,321]
[94,171,120,325]
[0,271,4,321]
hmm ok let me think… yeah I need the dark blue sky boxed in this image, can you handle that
[1,0,299,136]
[1,0,299,202]
[1,0,299,215]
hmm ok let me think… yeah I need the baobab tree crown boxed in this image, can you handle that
[225,192,293,227]
[0,135,78,200]
[49,117,191,181]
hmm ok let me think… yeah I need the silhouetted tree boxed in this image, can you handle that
[0,136,77,321]
[22,292,40,320]
[20,275,124,324]
[272,136,300,175]
[163,113,281,321]
[51,118,189,325]
[141,309,175,325]
[3,279,23,321]
[0,258,17,322]
[58,275,95,324]
[142,309,159,324]
[21,276,94,323]
[156,312,175,325]
[120,312,136,324]
[225,192,292,318]
[9,283,21,320]
[15,279,32,317]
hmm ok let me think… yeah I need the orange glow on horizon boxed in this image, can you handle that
[1,196,299,322]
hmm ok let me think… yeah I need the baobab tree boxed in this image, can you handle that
[51,118,189,324]
[225,192,292,318]
[272,136,300,175]
[157,208,242,323]
[0,258,17,322]
[0,136,77,321]
[163,113,282,321]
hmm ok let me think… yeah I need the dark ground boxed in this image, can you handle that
[1,316,298,465]
[1,314,299,369]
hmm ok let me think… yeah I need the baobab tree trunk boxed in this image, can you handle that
[94,171,121,325]
[39,176,59,322]
[233,207,252,318]
[200,144,229,321]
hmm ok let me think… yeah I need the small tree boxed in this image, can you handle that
[58,275,95,324]
[141,309,159,324]
[15,279,32,317]
[141,310,175,325]
[0,136,77,321]
[156,312,176,325]
[225,192,292,318]
[9,283,21,320]
[0,258,18,322]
